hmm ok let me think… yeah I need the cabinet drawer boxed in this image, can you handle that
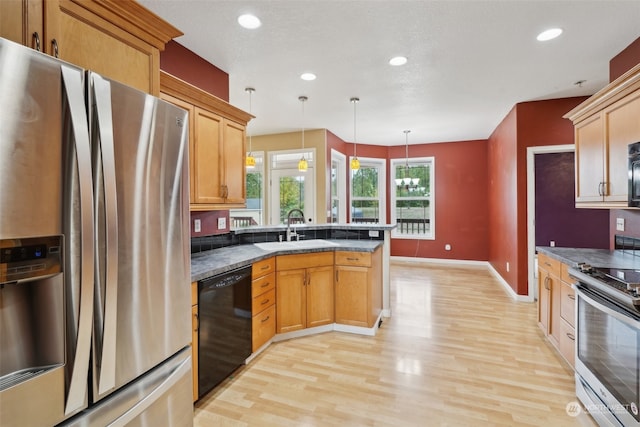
[335,251,371,267]
[560,282,576,327]
[276,252,333,271]
[252,272,275,296]
[252,304,276,352]
[560,262,575,284]
[252,288,275,315]
[253,257,275,278]
[559,318,576,368]
[538,253,561,277]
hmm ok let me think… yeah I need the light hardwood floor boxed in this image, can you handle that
[194,261,597,426]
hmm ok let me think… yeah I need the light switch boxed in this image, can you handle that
[616,217,625,231]
[194,219,201,233]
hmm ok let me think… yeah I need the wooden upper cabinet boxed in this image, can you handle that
[0,0,182,95]
[574,114,605,203]
[565,63,640,208]
[160,71,251,210]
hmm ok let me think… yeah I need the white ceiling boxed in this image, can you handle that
[140,0,640,146]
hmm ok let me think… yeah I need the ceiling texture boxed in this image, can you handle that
[140,0,640,146]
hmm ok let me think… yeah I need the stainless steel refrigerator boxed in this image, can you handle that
[0,38,193,426]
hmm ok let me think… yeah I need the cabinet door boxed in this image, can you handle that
[306,265,334,328]
[0,0,43,49]
[191,304,198,402]
[548,273,561,347]
[276,269,306,333]
[537,270,551,334]
[193,107,225,204]
[45,0,159,94]
[605,90,640,202]
[223,119,246,206]
[575,114,605,203]
[335,265,369,327]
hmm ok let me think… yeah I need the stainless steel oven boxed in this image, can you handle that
[571,266,640,427]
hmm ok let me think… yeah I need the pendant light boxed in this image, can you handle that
[350,97,360,171]
[245,87,256,168]
[298,95,308,172]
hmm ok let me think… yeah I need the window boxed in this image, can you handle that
[230,152,264,228]
[269,149,315,225]
[330,150,346,223]
[390,157,434,239]
[350,157,386,224]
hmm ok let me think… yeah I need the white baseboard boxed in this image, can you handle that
[391,256,534,303]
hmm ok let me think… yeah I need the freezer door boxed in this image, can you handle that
[60,348,193,427]
[89,72,191,402]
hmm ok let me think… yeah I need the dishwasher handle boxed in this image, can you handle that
[199,266,252,291]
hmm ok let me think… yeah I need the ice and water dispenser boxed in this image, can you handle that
[0,235,67,426]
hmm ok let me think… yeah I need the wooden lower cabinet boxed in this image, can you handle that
[537,253,575,369]
[190,281,198,402]
[334,247,383,328]
[276,252,334,333]
[251,258,276,352]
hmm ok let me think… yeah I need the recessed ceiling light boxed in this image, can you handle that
[301,73,316,81]
[238,14,261,29]
[537,28,563,41]
[389,56,408,66]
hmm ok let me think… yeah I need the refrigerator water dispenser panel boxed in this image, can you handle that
[0,236,62,284]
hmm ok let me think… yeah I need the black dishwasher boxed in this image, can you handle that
[198,265,252,398]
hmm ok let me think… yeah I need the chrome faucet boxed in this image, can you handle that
[286,208,305,241]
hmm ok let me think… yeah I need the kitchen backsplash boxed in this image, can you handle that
[190,227,384,255]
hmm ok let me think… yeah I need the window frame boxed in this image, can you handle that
[349,156,386,224]
[390,156,435,240]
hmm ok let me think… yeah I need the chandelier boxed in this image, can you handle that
[395,130,421,191]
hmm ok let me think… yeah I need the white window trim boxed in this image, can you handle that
[331,149,347,223]
[349,156,386,224]
[390,156,435,240]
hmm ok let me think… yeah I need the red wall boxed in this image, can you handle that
[488,106,519,290]
[610,37,640,82]
[160,41,229,101]
[388,140,489,261]
[487,97,589,295]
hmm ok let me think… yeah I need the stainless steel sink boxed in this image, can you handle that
[254,239,339,251]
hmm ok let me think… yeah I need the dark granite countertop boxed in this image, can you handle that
[536,246,640,269]
[191,239,383,283]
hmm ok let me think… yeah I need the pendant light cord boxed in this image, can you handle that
[351,97,359,158]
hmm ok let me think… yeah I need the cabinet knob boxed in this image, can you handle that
[261,315,270,323]
[566,332,575,341]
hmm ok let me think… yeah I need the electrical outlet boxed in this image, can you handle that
[550,241,555,247]
[506,262,510,272]
[218,217,226,229]
[194,219,201,233]
[445,244,451,251]
[616,217,625,231]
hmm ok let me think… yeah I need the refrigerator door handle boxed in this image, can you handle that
[60,65,95,416]
[90,73,119,397]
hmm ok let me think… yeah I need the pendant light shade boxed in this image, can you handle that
[245,87,256,168]
[298,95,308,172]
[350,97,360,171]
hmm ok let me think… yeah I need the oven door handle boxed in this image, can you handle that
[576,285,640,327]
